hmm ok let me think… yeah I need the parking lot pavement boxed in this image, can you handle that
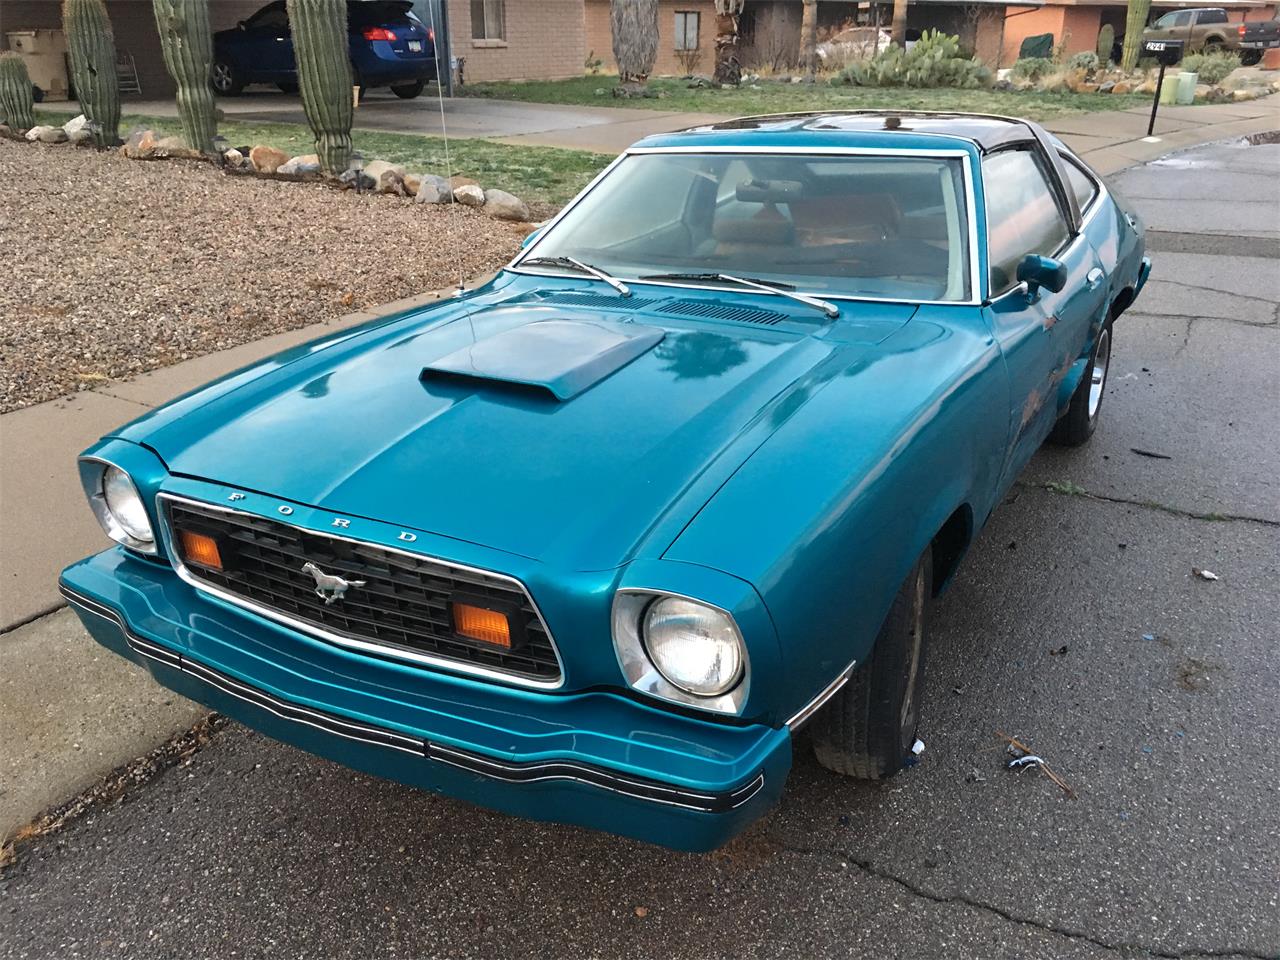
[2,138,1277,959]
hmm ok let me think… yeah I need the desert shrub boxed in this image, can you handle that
[839,30,991,88]
[1011,57,1056,81]
[1066,51,1100,73]
[1181,51,1241,84]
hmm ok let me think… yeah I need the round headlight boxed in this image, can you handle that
[102,465,153,544]
[643,597,744,697]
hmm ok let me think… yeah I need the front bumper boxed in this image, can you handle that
[60,549,790,851]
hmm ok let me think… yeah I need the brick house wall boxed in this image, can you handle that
[584,0,719,77]
[448,0,586,82]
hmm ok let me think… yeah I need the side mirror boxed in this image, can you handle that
[1017,254,1067,296]
[238,19,247,29]
[519,227,542,250]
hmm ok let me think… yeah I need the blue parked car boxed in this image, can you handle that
[62,112,1149,852]
[211,0,438,99]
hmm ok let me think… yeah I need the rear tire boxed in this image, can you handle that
[812,550,932,779]
[1241,49,1262,66]
[211,59,245,96]
[1049,321,1112,447]
[391,80,425,99]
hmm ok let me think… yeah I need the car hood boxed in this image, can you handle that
[130,292,914,570]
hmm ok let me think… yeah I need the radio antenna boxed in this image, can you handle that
[425,1,475,344]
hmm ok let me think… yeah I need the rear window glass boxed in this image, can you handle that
[347,1,415,24]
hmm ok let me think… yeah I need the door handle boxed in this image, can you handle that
[1086,267,1105,289]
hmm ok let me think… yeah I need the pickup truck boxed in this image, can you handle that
[1142,7,1273,64]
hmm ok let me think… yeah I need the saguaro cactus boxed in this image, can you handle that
[285,0,353,174]
[0,52,37,130]
[1096,23,1115,64]
[1120,0,1152,72]
[62,0,121,146]
[152,0,217,155]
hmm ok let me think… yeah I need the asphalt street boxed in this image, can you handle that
[2,138,1277,960]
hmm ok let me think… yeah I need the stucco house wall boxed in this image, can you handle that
[448,0,585,82]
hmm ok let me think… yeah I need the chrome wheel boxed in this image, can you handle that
[1087,327,1111,420]
[211,62,234,93]
[898,563,927,740]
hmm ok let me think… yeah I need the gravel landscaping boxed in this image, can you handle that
[0,139,527,413]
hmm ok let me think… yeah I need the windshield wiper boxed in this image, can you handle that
[521,256,631,297]
[640,272,839,319]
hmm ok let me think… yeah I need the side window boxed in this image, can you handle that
[249,4,289,32]
[1153,12,1177,28]
[1060,155,1099,213]
[983,149,1071,294]
[1172,11,1193,27]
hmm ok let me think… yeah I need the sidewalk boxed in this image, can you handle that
[1,94,1276,842]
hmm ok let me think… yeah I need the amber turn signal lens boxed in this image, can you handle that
[453,603,511,648]
[178,529,223,570]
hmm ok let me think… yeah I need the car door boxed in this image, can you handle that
[982,144,1107,487]
[237,2,296,83]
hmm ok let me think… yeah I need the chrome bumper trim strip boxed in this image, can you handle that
[60,583,764,814]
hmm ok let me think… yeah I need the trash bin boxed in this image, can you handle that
[1175,70,1198,105]
[1158,72,1179,105]
[5,30,70,102]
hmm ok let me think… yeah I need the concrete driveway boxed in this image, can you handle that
[2,137,1278,960]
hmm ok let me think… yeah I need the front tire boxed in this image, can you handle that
[1049,321,1112,447]
[211,58,245,96]
[391,80,425,99]
[812,550,932,779]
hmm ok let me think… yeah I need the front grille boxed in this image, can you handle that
[164,499,561,684]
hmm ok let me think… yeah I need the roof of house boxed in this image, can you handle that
[647,111,1039,152]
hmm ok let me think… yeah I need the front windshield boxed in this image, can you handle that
[519,151,973,303]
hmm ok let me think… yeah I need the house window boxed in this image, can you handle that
[471,0,506,40]
[674,11,700,51]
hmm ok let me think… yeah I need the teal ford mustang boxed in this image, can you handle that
[61,112,1149,851]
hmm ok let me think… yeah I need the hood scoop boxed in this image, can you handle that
[420,318,665,401]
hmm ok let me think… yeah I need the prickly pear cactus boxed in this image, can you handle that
[62,0,121,146]
[0,52,36,131]
[152,0,217,155]
[285,0,353,174]
[1096,24,1115,65]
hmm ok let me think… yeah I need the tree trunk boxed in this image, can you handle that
[713,0,744,86]
[801,0,818,79]
[611,0,658,92]
[1120,0,1152,71]
[891,0,909,47]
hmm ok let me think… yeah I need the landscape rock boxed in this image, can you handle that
[222,147,244,167]
[1231,88,1256,101]
[62,114,89,136]
[25,125,61,143]
[249,144,290,174]
[1136,78,1158,95]
[1098,80,1115,93]
[411,173,452,203]
[1111,80,1132,94]
[453,183,485,207]
[363,159,406,192]
[0,124,13,139]
[337,167,376,191]
[482,188,531,222]
[121,128,160,158]
[153,135,200,159]
[277,154,321,176]
[67,128,93,146]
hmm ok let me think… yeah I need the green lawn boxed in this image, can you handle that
[34,109,611,209]
[461,75,1148,122]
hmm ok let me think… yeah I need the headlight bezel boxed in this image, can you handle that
[83,459,158,554]
[612,589,750,715]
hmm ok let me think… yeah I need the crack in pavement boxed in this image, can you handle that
[0,601,68,638]
[1142,278,1280,308]
[1122,310,1278,328]
[779,842,1275,960]
[1023,481,1280,528]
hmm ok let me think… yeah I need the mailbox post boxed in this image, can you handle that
[1142,39,1185,138]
